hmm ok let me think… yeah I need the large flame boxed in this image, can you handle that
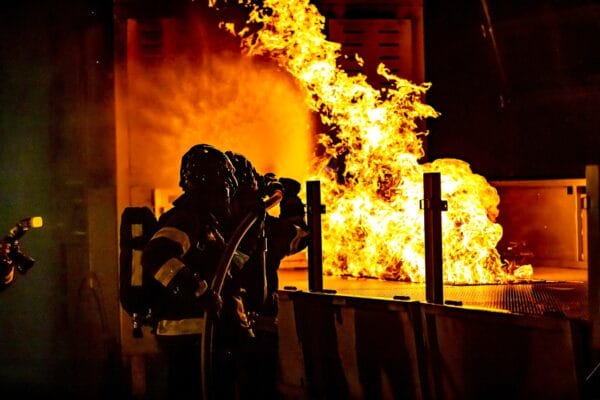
[215,0,531,283]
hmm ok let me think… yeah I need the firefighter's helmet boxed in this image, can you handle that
[225,151,259,193]
[179,144,238,200]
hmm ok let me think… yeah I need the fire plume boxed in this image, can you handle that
[217,0,531,283]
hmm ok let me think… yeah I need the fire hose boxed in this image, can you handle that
[201,189,283,399]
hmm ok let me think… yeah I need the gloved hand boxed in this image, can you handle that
[279,177,301,197]
[189,271,223,316]
[168,268,223,317]
[261,172,278,189]
[275,177,305,220]
[232,295,255,339]
[264,180,284,198]
[198,287,223,317]
[280,195,305,221]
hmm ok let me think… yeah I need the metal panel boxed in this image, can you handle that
[328,18,414,86]
[491,179,587,269]
[586,166,600,358]
[278,290,424,399]
[277,290,309,399]
[420,303,584,400]
[278,289,587,400]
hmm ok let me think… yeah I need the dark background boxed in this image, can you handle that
[424,0,599,180]
[0,0,598,397]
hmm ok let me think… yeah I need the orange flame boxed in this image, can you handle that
[217,0,531,283]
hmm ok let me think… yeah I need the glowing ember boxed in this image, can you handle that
[215,0,531,283]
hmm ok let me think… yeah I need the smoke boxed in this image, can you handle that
[126,28,313,191]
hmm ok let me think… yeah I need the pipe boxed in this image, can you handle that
[307,180,324,292]
[480,0,510,107]
[422,173,447,304]
[586,165,600,360]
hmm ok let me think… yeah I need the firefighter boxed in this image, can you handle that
[141,144,238,399]
[0,239,15,290]
[225,151,310,399]
[1,217,42,291]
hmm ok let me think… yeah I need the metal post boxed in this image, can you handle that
[586,165,600,359]
[422,173,446,304]
[307,180,324,292]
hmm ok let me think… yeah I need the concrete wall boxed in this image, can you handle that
[0,1,122,397]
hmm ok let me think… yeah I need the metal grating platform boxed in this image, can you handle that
[279,268,589,321]
[399,281,587,320]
